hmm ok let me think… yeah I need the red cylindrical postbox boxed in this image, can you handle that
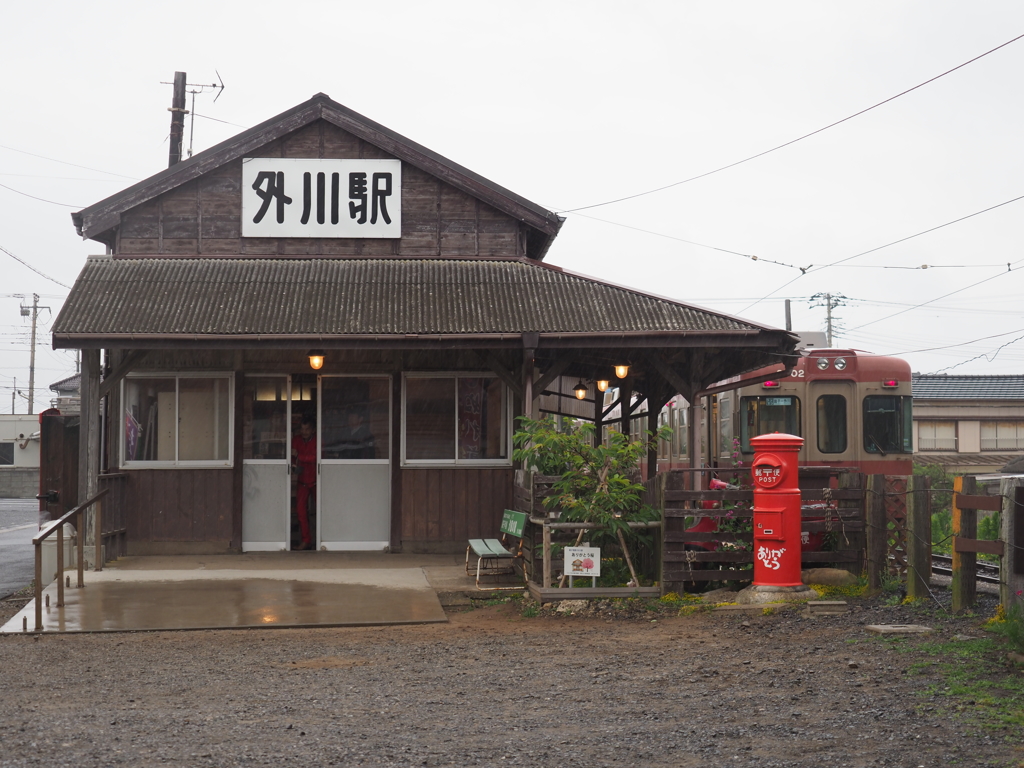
[749,433,804,588]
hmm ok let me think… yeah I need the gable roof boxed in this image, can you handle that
[912,374,1024,400]
[71,93,564,259]
[51,256,793,349]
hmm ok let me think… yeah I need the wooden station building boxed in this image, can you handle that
[53,93,797,557]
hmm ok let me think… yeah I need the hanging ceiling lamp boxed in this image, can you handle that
[596,379,610,393]
[573,380,588,400]
[614,364,630,379]
[308,349,325,370]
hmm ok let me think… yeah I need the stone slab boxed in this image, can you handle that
[865,624,935,635]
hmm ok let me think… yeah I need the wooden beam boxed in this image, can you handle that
[534,358,571,396]
[646,352,696,401]
[953,494,1003,513]
[471,350,523,399]
[99,349,148,399]
[953,536,1005,556]
[951,476,977,613]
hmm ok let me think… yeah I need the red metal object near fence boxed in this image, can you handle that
[750,433,804,588]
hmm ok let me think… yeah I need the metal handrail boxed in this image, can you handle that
[31,489,109,632]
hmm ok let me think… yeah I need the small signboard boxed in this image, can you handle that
[499,509,526,538]
[765,397,792,407]
[241,158,401,238]
[564,546,600,577]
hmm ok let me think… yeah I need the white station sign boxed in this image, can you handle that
[241,158,401,238]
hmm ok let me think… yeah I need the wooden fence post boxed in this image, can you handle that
[1000,477,1024,609]
[866,474,887,592]
[906,473,931,601]
[951,476,977,613]
[839,472,865,575]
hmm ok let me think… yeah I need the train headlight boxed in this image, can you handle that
[816,357,830,370]
[833,357,847,371]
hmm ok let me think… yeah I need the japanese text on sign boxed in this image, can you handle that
[753,465,782,486]
[241,159,401,238]
[564,547,601,577]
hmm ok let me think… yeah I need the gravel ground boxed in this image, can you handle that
[0,586,1020,768]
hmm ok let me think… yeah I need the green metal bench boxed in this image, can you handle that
[466,509,528,590]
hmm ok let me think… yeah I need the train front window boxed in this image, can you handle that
[816,395,847,453]
[863,395,913,454]
[740,396,800,452]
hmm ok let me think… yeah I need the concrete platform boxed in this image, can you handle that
[0,552,488,633]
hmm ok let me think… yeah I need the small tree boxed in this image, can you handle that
[512,415,671,586]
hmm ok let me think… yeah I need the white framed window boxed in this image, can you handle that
[918,421,957,451]
[402,373,510,466]
[981,421,1024,451]
[122,373,234,468]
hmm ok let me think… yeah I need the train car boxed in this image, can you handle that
[716,348,913,475]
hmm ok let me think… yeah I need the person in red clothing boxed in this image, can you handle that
[291,414,317,550]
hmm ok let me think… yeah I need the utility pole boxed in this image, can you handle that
[168,71,187,167]
[809,292,846,347]
[25,293,50,415]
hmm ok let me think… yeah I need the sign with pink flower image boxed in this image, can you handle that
[565,546,601,577]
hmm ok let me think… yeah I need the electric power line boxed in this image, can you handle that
[0,246,72,289]
[556,32,1024,214]
[0,181,83,208]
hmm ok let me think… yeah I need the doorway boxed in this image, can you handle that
[318,376,391,550]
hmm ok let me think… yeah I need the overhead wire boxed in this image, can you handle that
[556,32,1024,214]
[0,181,83,208]
[0,245,72,290]
[0,143,138,180]
[738,192,1024,312]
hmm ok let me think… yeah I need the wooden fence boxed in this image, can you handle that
[660,470,867,592]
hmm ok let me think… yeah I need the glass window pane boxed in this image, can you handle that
[816,395,847,453]
[243,377,288,460]
[179,378,230,461]
[863,395,911,454]
[740,396,800,452]
[124,378,176,461]
[457,377,506,460]
[406,378,456,460]
[0,443,13,465]
[321,377,390,460]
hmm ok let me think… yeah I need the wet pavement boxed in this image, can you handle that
[0,498,39,599]
[0,552,477,633]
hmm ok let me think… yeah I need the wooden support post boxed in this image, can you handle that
[951,475,977,613]
[905,473,931,601]
[93,497,103,573]
[78,349,100,567]
[647,396,659,481]
[56,524,64,607]
[542,522,552,589]
[839,472,864,575]
[34,542,42,632]
[866,474,887,592]
[619,377,632,438]
[999,476,1024,610]
[76,508,84,588]
[688,400,702,487]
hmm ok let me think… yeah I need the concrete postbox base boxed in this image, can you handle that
[734,584,815,605]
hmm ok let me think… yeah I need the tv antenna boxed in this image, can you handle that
[163,71,226,167]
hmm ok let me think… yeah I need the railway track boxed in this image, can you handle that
[931,553,1001,584]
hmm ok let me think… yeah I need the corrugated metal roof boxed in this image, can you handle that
[53,257,774,339]
[912,374,1024,400]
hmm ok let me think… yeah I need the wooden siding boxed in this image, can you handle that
[116,120,524,259]
[124,469,235,553]
[400,467,513,552]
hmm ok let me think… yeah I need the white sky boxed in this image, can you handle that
[2,1,1024,412]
